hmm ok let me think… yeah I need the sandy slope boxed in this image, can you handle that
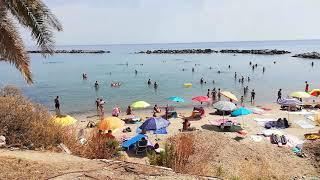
[0,149,217,180]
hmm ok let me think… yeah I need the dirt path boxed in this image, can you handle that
[0,149,218,180]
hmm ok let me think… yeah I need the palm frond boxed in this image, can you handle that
[4,0,62,55]
[0,10,33,84]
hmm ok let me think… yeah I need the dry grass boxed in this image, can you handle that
[151,131,318,179]
[0,86,65,149]
[147,133,195,172]
[66,133,122,159]
[0,86,122,160]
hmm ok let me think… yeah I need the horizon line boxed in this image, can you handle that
[52,38,320,47]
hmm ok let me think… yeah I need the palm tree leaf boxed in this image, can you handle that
[4,0,62,55]
[0,10,33,84]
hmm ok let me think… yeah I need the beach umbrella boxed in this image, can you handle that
[277,98,303,106]
[139,117,170,132]
[231,107,252,126]
[290,91,311,99]
[53,115,77,126]
[131,101,150,108]
[310,89,320,97]
[220,91,238,101]
[231,107,252,117]
[192,96,209,103]
[213,101,236,121]
[213,101,236,111]
[98,117,124,132]
[168,96,185,102]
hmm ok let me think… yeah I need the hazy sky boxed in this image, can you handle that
[22,0,320,45]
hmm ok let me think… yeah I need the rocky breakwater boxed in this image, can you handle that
[137,49,290,55]
[137,49,217,54]
[292,52,320,59]
[28,49,110,54]
[219,49,290,55]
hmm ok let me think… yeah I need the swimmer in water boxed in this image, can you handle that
[249,61,252,65]
[94,81,99,88]
[192,67,195,72]
[228,65,231,69]
[154,82,158,89]
[209,66,212,70]
[312,62,314,67]
[234,72,237,79]
[273,61,276,64]
[135,70,138,74]
[248,77,250,81]
[200,78,204,84]
[218,70,221,74]
[147,79,151,85]
[263,67,265,73]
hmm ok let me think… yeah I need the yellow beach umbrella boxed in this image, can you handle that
[53,115,77,126]
[290,91,311,98]
[98,117,124,132]
[220,91,238,101]
[131,101,150,108]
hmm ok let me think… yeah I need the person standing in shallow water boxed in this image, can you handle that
[277,89,282,101]
[305,81,309,92]
[54,96,60,115]
[207,89,210,98]
[218,88,221,101]
[250,89,256,104]
[212,88,216,102]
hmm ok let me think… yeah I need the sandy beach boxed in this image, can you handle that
[72,101,320,165]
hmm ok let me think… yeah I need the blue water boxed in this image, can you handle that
[1,40,320,114]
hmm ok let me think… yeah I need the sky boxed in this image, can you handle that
[21,0,320,45]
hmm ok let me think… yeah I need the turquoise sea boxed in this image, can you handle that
[1,40,320,114]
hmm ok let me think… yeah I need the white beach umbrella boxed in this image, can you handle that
[213,101,236,111]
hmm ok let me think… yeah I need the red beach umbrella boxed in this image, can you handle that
[192,96,209,103]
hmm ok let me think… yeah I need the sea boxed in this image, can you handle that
[1,40,320,115]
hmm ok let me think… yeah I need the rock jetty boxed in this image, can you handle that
[219,49,290,55]
[137,49,217,54]
[292,52,320,59]
[27,50,110,54]
[137,49,290,55]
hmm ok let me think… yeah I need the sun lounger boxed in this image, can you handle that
[122,134,146,149]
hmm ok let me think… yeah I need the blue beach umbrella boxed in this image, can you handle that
[231,107,252,117]
[168,96,185,102]
[139,117,170,132]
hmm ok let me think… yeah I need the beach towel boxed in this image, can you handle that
[294,120,315,129]
[261,129,284,136]
[286,134,304,147]
[209,119,238,126]
[288,110,316,115]
[254,118,276,126]
[250,135,263,142]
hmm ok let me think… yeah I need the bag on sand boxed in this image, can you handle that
[271,134,280,144]
[280,135,287,145]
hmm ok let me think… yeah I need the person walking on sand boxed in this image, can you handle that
[54,96,60,115]
[207,89,210,98]
[218,88,221,101]
[277,89,282,101]
[305,81,309,92]
[250,89,256,103]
